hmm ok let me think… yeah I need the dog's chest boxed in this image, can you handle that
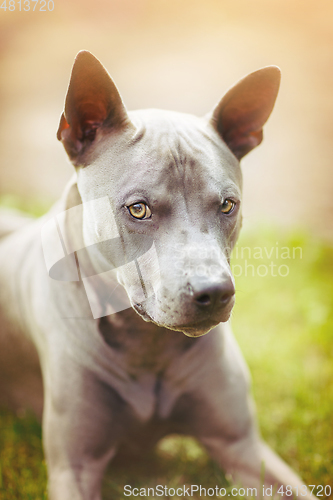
[98,311,195,377]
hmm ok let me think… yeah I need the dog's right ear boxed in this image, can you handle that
[210,66,281,160]
[57,51,131,164]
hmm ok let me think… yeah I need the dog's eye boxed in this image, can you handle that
[128,203,152,220]
[221,199,236,214]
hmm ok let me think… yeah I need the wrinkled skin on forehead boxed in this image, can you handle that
[76,109,242,336]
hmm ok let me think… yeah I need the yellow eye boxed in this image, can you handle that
[128,202,152,220]
[221,199,235,214]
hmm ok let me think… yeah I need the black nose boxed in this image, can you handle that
[192,280,235,308]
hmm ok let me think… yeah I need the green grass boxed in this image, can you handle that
[0,215,332,499]
[0,412,47,500]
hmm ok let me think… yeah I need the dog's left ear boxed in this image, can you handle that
[57,50,131,164]
[210,66,281,160]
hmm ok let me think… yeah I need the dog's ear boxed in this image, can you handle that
[210,66,281,160]
[57,51,131,163]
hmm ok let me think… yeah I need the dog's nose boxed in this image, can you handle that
[191,279,235,309]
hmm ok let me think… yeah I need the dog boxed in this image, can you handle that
[0,51,315,499]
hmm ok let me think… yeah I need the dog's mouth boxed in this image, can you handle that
[172,318,222,337]
[172,304,234,337]
[132,297,234,337]
[132,302,152,321]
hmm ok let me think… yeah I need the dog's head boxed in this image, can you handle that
[57,51,280,337]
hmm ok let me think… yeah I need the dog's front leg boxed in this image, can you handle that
[201,431,315,500]
[42,357,122,500]
[173,324,315,499]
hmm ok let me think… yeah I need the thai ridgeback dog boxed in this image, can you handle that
[0,51,314,499]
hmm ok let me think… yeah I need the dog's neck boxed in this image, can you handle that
[98,310,196,375]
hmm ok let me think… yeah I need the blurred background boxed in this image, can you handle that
[0,0,333,238]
